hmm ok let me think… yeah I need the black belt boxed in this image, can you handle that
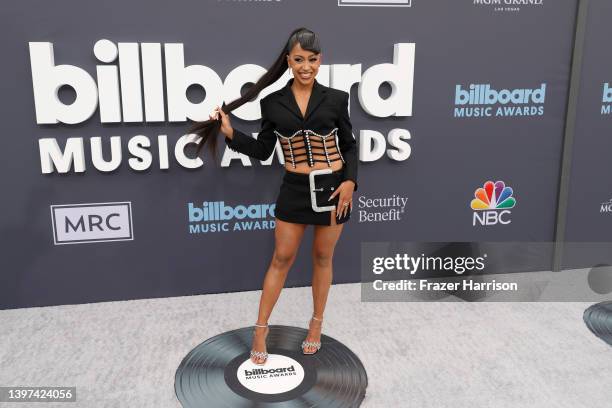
[308,168,342,212]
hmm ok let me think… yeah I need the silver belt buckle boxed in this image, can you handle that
[309,168,336,212]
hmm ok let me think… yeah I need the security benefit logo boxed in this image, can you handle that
[50,202,133,245]
[357,194,409,223]
[187,201,275,234]
[454,83,546,118]
[236,355,305,395]
[470,180,516,226]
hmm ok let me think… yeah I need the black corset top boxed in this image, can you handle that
[273,128,346,169]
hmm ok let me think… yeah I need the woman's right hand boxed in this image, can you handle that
[209,105,234,139]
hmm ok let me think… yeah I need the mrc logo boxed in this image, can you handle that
[470,180,516,226]
[50,201,134,245]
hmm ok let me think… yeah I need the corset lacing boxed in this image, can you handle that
[273,128,346,169]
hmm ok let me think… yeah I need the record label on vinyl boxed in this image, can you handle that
[236,354,305,394]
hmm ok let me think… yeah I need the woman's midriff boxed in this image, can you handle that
[283,161,344,174]
[279,135,345,174]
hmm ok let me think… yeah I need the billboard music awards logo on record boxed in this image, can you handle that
[187,200,276,234]
[236,355,305,395]
[472,0,544,13]
[470,180,516,226]
[357,194,409,223]
[454,83,546,118]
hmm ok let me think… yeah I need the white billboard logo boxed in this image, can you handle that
[29,40,416,125]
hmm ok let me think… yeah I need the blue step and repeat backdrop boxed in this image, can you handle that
[562,0,612,268]
[2,0,609,309]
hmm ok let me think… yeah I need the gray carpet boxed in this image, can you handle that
[1,282,611,407]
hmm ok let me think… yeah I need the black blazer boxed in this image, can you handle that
[225,77,359,191]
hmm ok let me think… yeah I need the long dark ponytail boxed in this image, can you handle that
[188,27,321,163]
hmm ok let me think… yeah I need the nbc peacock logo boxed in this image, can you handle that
[470,180,516,226]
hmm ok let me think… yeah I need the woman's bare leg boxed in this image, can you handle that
[251,217,307,363]
[303,221,344,353]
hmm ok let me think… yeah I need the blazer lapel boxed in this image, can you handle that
[277,77,327,122]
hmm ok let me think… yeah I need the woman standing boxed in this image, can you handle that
[191,27,358,365]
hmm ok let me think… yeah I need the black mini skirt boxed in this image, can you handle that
[275,168,351,226]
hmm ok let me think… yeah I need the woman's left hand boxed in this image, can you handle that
[328,180,355,220]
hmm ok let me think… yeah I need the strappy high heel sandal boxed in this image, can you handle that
[301,315,323,355]
[250,323,269,365]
